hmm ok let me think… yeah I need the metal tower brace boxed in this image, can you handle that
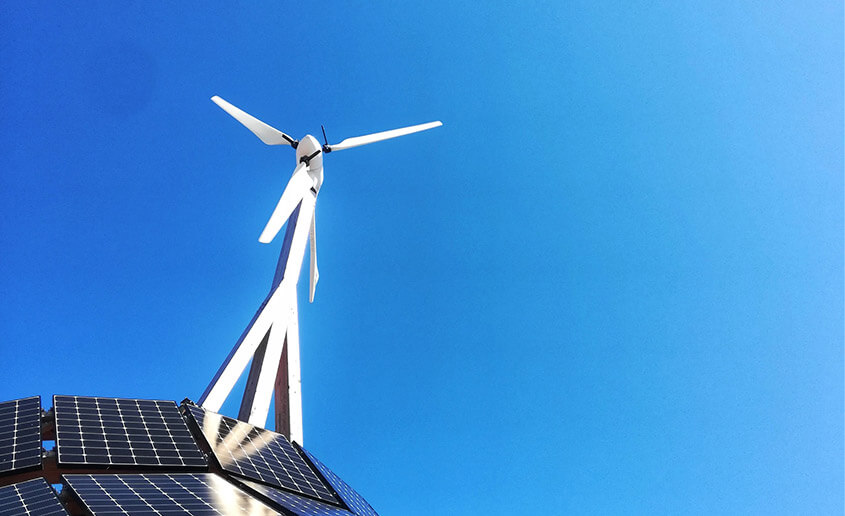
[198,191,315,445]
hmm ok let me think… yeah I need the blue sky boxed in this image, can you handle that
[0,2,842,514]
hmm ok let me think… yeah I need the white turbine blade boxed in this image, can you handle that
[308,211,319,303]
[259,162,312,244]
[211,96,296,147]
[328,121,442,151]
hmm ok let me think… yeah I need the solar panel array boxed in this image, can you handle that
[303,450,378,516]
[64,473,280,515]
[0,478,68,516]
[185,405,338,504]
[0,396,42,475]
[240,478,354,516]
[54,396,206,467]
[0,395,378,515]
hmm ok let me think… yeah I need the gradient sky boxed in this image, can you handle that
[1,3,842,514]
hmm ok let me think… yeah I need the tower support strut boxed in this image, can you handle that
[199,193,315,445]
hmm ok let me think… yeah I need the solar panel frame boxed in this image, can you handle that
[0,396,42,476]
[302,449,378,516]
[63,473,281,515]
[54,395,207,468]
[239,478,355,516]
[0,478,68,516]
[183,404,338,505]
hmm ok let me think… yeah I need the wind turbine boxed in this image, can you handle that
[199,96,441,444]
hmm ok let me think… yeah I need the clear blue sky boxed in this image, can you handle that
[0,3,842,514]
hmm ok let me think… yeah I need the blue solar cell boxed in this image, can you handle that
[0,478,67,516]
[240,478,354,516]
[185,405,337,504]
[54,396,206,468]
[302,450,378,516]
[0,396,42,475]
[64,473,280,515]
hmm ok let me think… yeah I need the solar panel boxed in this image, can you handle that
[0,478,68,516]
[303,450,378,516]
[0,396,42,475]
[184,404,337,504]
[63,473,280,515]
[240,478,354,516]
[54,396,206,468]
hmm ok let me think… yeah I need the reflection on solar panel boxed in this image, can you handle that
[0,396,42,475]
[241,478,354,516]
[64,473,280,515]
[54,396,206,467]
[303,450,378,516]
[185,405,337,504]
[0,478,68,516]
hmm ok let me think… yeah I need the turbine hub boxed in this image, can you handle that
[295,135,324,192]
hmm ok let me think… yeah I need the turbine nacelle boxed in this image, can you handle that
[294,134,324,193]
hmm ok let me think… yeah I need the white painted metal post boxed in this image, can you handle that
[245,319,287,427]
[285,300,303,445]
[199,191,315,440]
[199,292,280,412]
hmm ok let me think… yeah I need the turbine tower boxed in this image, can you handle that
[199,96,441,444]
